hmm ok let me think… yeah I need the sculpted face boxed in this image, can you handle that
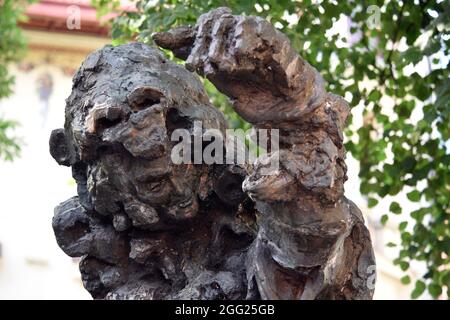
[51,43,226,229]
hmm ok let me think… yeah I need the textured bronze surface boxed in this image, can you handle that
[50,8,375,300]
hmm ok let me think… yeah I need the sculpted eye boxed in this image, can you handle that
[127,86,164,112]
[149,181,166,192]
[165,108,192,134]
[95,117,121,131]
[85,102,123,134]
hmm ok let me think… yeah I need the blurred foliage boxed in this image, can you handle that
[93,0,449,298]
[0,0,35,161]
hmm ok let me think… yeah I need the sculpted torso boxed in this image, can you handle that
[50,8,376,300]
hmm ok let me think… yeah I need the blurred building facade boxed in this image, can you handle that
[0,0,110,299]
[0,0,426,299]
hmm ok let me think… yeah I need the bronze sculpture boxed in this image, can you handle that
[50,8,375,299]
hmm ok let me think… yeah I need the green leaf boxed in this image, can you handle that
[381,214,389,225]
[428,283,442,298]
[401,232,412,242]
[411,280,426,299]
[368,90,381,102]
[407,190,421,202]
[368,197,379,208]
[400,261,410,271]
[401,275,411,285]
[111,26,124,39]
[386,242,397,248]
[399,221,408,231]
[401,47,422,65]
[389,201,402,214]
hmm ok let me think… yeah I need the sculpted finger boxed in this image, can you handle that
[152,25,196,60]
[185,7,232,73]
[205,13,238,75]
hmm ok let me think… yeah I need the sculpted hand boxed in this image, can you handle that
[153,7,327,126]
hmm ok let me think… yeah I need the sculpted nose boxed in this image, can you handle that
[169,176,185,196]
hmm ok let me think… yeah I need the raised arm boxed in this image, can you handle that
[155,8,376,300]
[153,7,328,126]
